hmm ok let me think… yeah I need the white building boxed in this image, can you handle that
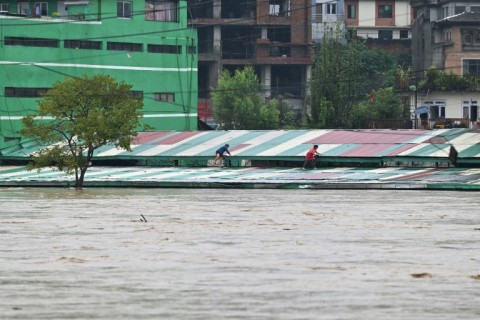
[345,0,412,40]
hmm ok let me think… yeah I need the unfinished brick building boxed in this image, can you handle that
[188,0,313,126]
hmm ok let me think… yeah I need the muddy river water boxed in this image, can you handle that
[1,188,479,319]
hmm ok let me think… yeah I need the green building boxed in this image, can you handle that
[0,0,197,151]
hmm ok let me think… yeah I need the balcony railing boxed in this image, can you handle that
[395,73,480,92]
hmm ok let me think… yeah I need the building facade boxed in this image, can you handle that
[343,0,412,40]
[312,0,345,41]
[411,0,480,128]
[0,0,197,151]
[312,1,412,66]
[188,0,313,127]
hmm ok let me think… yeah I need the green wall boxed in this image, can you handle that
[0,0,197,151]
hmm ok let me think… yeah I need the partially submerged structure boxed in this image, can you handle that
[2,129,480,168]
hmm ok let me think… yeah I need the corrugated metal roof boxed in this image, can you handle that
[2,129,480,163]
[1,166,480,190]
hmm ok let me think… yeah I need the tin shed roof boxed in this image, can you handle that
[2,129,480,165]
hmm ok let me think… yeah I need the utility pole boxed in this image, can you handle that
[409,80,418,129]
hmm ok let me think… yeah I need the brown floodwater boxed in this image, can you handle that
[1,188,479,319]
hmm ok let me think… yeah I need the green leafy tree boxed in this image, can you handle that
[211,66,280,129]
[306,23,398,128]
[351,87,404,128]
[21,74,144,189]
[306,24,362,128]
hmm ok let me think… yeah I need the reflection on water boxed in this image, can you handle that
[1,188,480,319]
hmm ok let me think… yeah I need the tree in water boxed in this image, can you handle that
[21,74,144,189]
[211,66,279,129]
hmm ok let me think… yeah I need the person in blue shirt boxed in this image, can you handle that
[215,144,231,167]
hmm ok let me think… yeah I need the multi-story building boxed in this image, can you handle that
[343,0,412,40]
[0,0,197,151]
[411,0,480,128]
[312,0,345,41]
[188,0,313,126]
[411,0,480,76]
[312,1,412,64]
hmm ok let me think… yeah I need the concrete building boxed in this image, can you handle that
[411,0,480,129]
[312,1,412,64]
[312,0,345,41]
[188,0,313,126]
[0,0,197,151]
[344,0,412,40]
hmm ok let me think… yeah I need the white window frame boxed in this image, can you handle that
[117,1,132,19]
[424,100,446,120]
[326,3,336,15]
[145,0,178,22]
[17,2,29,15]
[34,2,48,16]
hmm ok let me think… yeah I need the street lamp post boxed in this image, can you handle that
[409,84,418,129]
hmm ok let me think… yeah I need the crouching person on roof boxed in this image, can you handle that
[215,144,231,168]
[302,145,320,170]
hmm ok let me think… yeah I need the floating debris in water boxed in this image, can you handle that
[411,273,433,278]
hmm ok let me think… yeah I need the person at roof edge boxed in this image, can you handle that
[302,145,321,170]
[215,144,231,168]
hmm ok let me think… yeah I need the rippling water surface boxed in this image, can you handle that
[1,188,479,320]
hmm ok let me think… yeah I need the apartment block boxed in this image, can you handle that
[312,0,345,41]
[341,0,412,40]
[188,0,313,126]
[411,0,480,128]
[312,1,411,63]
[411,0,480,76]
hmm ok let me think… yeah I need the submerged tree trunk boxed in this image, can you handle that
[74,167,87,189]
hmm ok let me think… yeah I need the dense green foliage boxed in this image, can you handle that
[305,24,402,129]
[21,74,144,189]
[418,66,480,91]
[351,87,405,128]
[211,66,280,129]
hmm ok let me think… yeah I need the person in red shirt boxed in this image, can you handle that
[302,145,320,170]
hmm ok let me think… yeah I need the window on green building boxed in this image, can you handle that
[5,87,49,97]
[0,3,9,12]
[154,93,175,102]
[65,39,102,50]
[117,1,132,18]
[5,36,59,48]
[34,2,48,16]
[107,42,142,52]
[145,0,177,22]
[131,91,144,99]
[148,44,180,54]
